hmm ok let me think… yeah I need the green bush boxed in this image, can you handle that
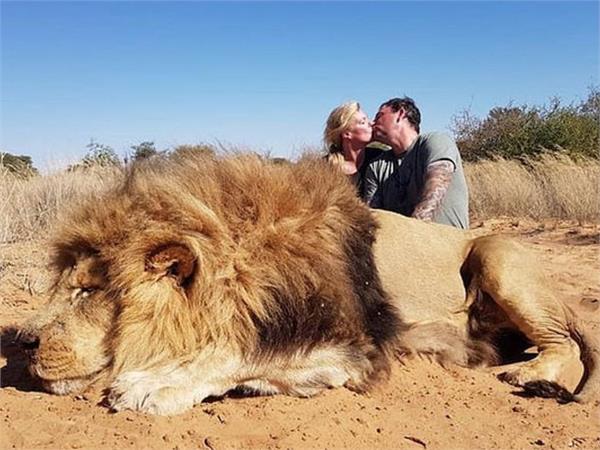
[0,152,38,178]
[130,141,160,161]
[70,139,121,170]
[452,87,599,160]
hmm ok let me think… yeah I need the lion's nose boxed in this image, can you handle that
[16,330,40,352]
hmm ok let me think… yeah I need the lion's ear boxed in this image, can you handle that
[145,244,196,285]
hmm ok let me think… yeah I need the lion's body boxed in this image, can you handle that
[374,212,471,323]
[18,153,598,415]
[375,210,597,400]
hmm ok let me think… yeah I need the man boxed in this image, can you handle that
[364,97,469,229]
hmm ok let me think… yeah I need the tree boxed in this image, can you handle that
[79,139,121,168]
[580,85,600,117]
[130,141,159,161]
[170,144,217,159]
[0,151,38,177]
[451,89,599,160]
[270,157,290,165]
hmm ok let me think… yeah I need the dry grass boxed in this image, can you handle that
[0,165,120,243]
[465,154,599,223]
[0,155,597,244]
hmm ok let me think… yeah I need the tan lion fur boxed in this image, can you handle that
[18,152,599,415]
[374,210,598,402]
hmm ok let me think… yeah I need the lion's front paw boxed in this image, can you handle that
[106,372,192,415]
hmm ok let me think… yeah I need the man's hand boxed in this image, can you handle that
[412,160,454,222]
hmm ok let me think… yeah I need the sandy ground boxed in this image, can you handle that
[1,219,599,450]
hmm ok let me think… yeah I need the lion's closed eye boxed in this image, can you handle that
[70,286,100,302]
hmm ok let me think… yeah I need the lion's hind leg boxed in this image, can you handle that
[468,236,585,402]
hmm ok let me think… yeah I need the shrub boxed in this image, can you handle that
[170,144,217,159]
[69,139,121,170]
[453,87,599,161]
[0,152,38,178]
[129,141,160,162]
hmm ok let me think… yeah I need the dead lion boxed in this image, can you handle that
[17,153,598,415]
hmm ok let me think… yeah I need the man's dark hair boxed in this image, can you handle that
[380,97,421,133]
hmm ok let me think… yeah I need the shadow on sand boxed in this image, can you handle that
[0,326,43,392]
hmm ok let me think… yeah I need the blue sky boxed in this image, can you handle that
[1,1,598,168]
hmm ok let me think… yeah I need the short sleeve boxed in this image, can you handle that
[422,133,459,170]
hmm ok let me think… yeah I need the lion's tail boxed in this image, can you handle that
[570,318,600,404]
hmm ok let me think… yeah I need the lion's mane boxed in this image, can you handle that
[50,152,402,383]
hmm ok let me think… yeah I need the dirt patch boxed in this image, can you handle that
[1,220,599,450]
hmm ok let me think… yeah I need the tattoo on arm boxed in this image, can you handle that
[412,160,454,222]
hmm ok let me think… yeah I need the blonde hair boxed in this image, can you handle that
[323,101,361,158]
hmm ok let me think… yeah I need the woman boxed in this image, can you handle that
[323,101,381,200]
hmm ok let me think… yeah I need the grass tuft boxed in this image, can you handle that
[0,154,597,243]
[0,165,120,243]
[465,154,599,223]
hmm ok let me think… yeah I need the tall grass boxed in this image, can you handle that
[0,165,120,243]
[0,155,598,243]
[465,154,599,222]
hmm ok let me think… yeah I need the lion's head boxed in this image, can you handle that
[20,237,205,395]
[18,251,113,394]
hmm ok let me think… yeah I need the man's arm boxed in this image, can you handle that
[411,160,454,221]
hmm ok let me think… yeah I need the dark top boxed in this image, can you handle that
[351,146,384,201]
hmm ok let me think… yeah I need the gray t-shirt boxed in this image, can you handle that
[364,132,469,229]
